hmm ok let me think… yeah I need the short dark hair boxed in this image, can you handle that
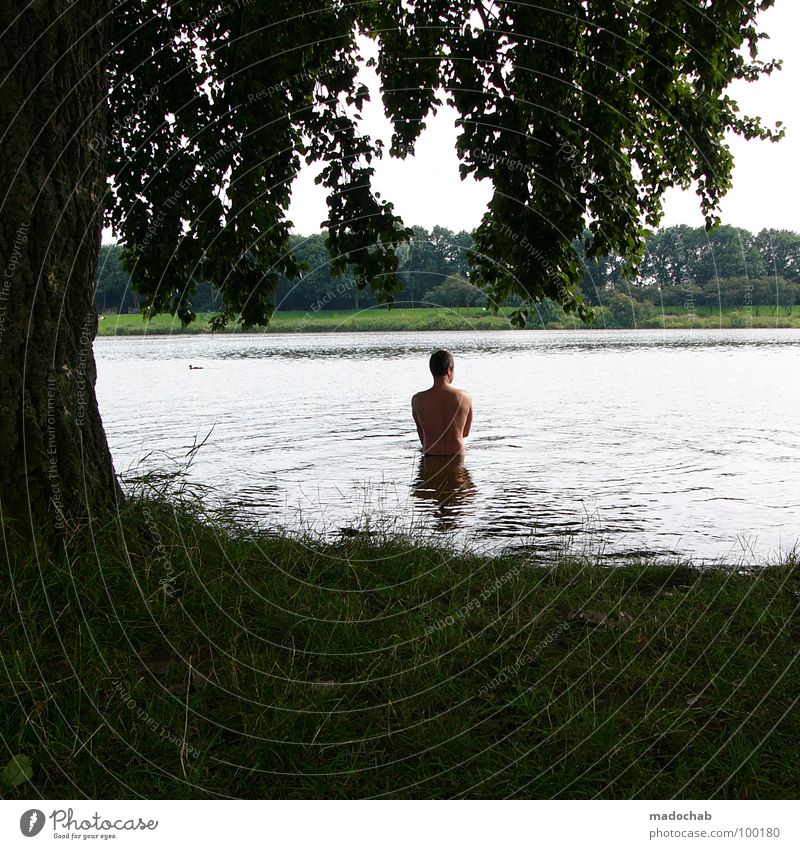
[429,349,454,376]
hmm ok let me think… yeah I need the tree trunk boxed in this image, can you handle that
[0,1,120,548]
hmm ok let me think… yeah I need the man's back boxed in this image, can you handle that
[412,384,472,455]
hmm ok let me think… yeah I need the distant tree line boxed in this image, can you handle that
[580,224,800,314]
[96,224,800,317]
[96,245,139,313]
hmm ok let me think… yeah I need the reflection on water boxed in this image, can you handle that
[411,454,477,531]
[95,328,800,563]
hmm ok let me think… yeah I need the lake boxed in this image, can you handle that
[95,328,800,564]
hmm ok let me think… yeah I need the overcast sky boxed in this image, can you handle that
[286,0,798,236]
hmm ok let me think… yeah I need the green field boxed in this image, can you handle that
[96,305,800,335]
[3,494,799,799]
[97,307,517,335]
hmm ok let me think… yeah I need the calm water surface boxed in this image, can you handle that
[95,329,800,563]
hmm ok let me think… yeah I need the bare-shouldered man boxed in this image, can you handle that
[411,350,473,456]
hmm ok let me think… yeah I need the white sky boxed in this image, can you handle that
[287,0,799,236]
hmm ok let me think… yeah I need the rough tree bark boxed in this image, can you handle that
[0,1,121,549]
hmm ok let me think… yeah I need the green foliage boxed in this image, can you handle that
[423,274,486,308]
[103,1,783,330]
[638,225,761,289]
[398,225,472,305]
[529,299,568,327]
[757,229,800,282]
[1,754,32,788]
[103,222,800,317]
[276,234,356,311]
[100,225,478,314]
[685,226,763,285]
[605,292,655,328]
[96,245,138,313]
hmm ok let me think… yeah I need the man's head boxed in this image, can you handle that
[429,349,454,381]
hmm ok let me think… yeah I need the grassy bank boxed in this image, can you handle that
[95,306,800,335]
[2,498,799,799]
[97,307,515,335]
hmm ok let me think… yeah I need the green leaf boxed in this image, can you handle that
[1,754,33,787]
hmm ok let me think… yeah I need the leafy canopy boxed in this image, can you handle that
[105,0,782,328]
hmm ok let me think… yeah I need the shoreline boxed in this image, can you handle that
[95,309,800,337]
